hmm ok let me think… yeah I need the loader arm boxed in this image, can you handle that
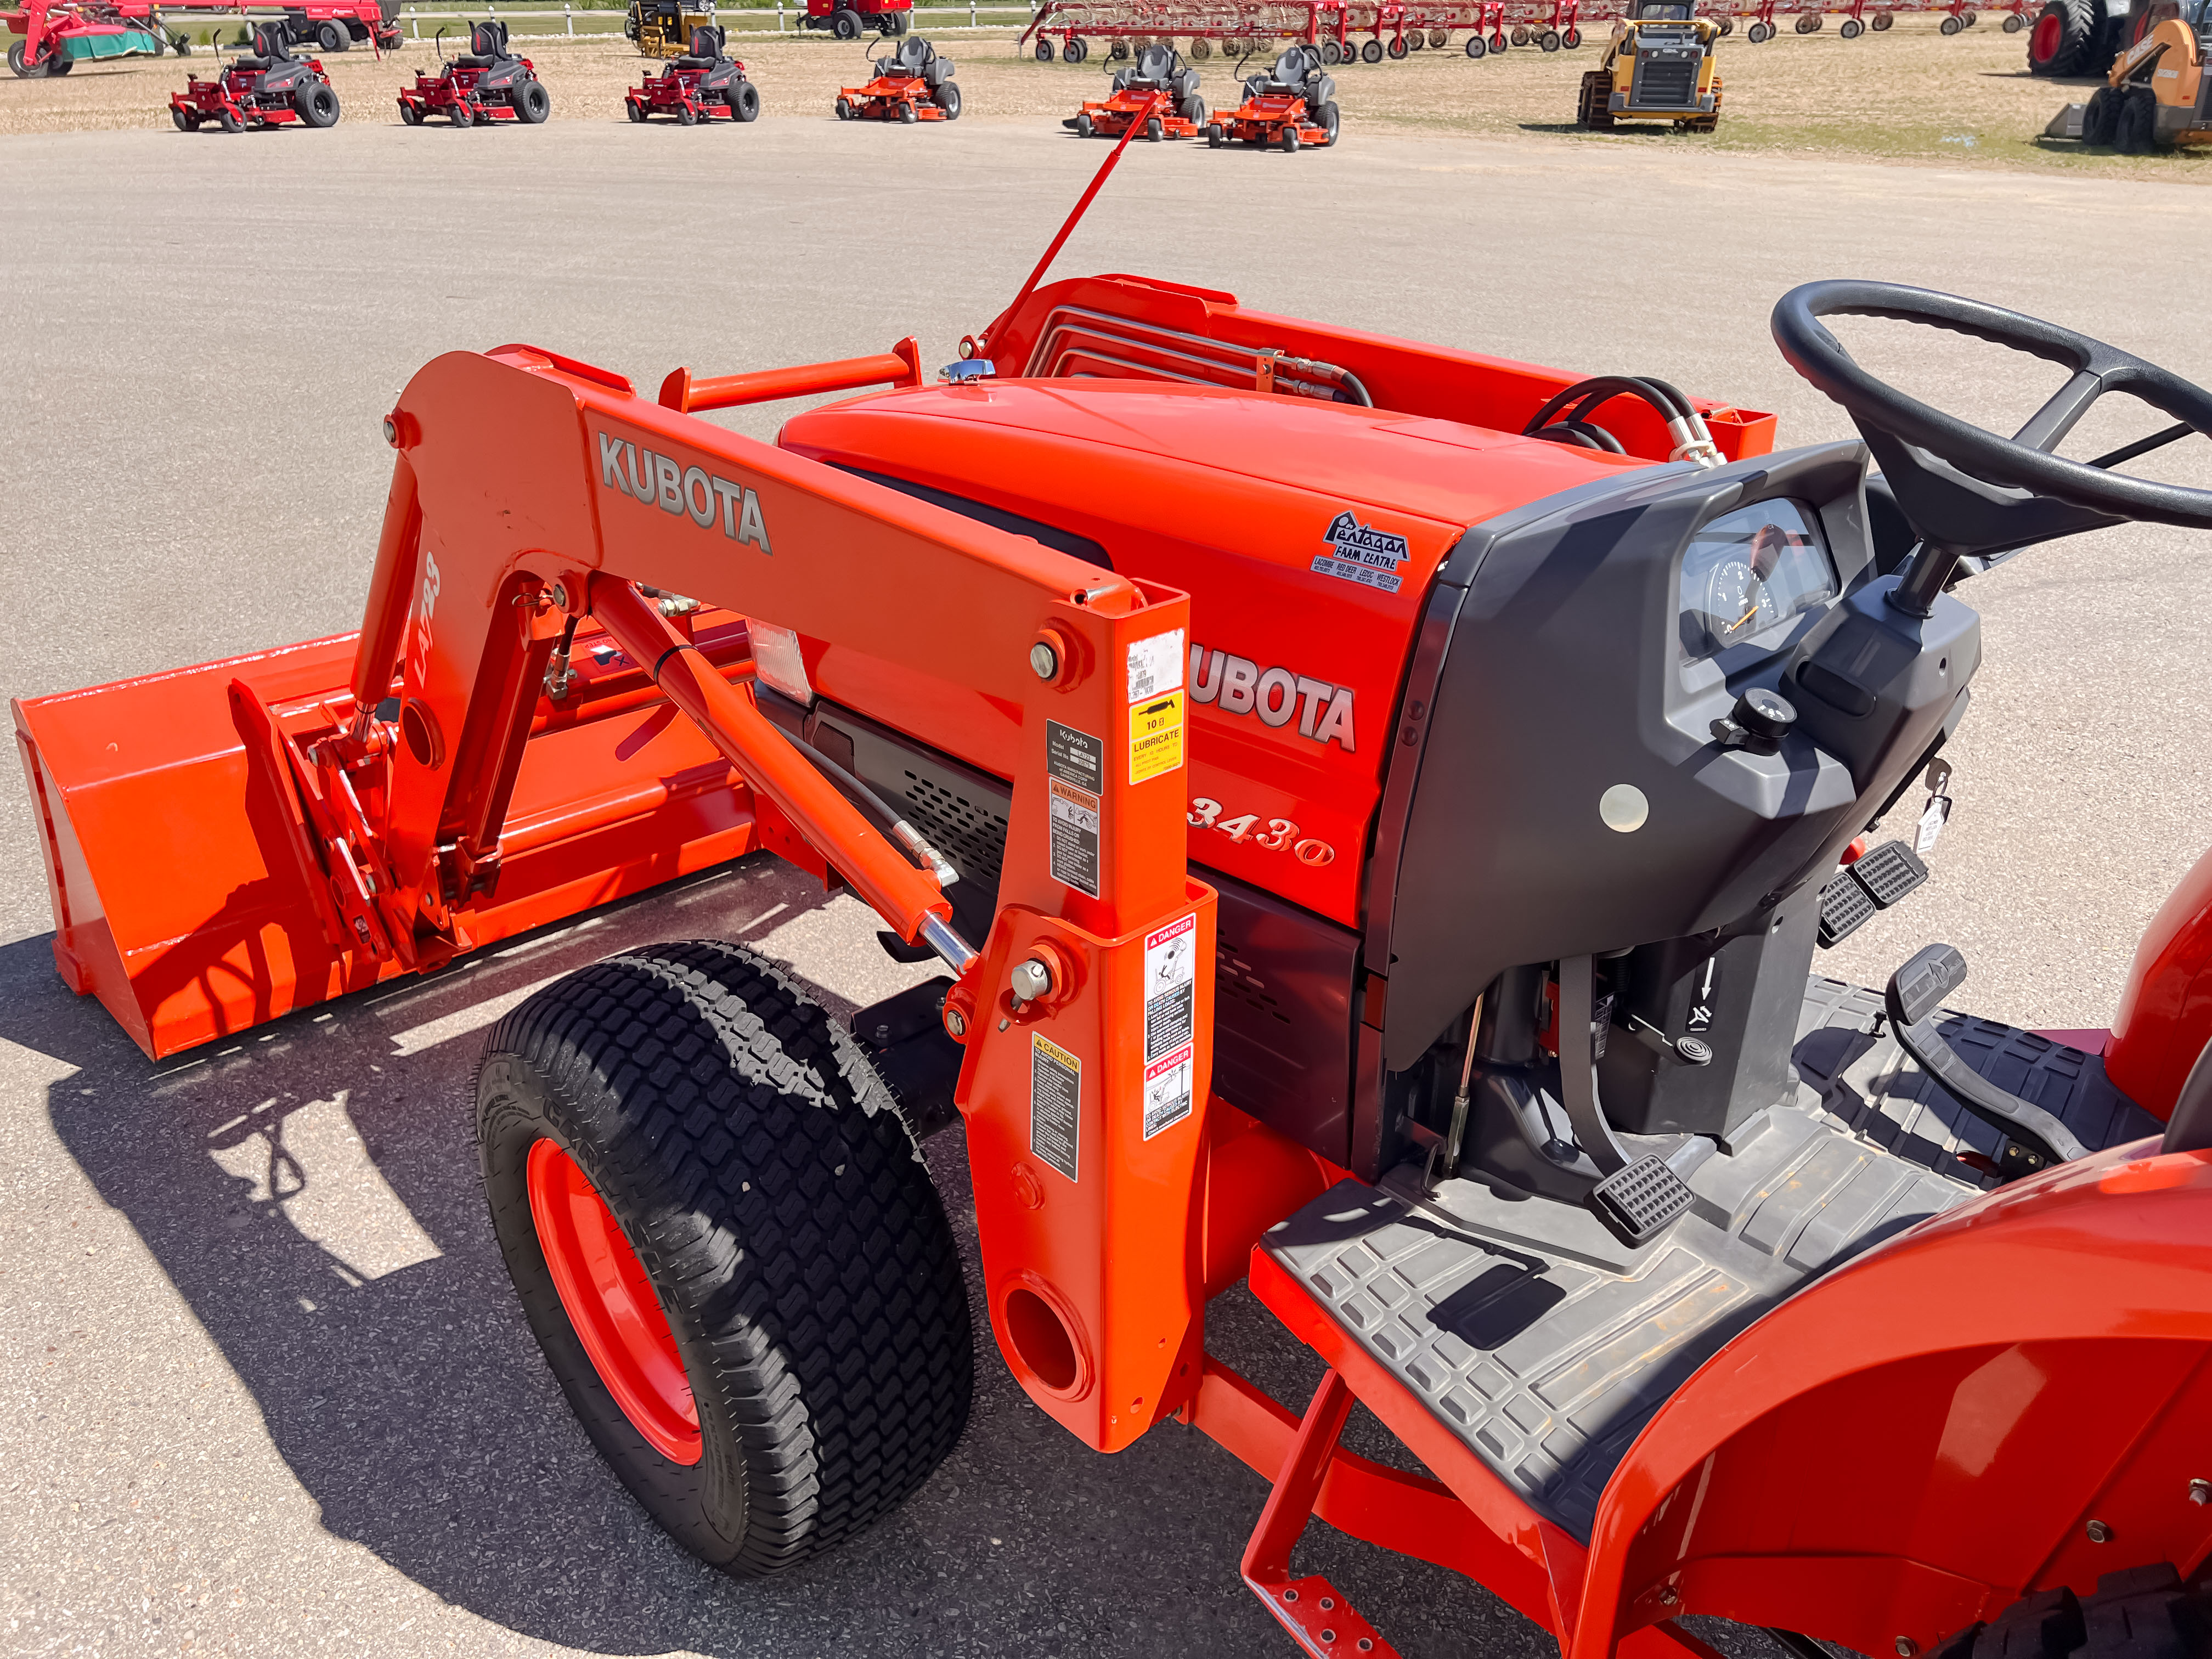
[13,337,1218,1454]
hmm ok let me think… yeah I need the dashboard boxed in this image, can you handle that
[1677,498,1837,665]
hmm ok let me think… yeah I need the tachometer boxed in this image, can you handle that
[1678,500,1837,664]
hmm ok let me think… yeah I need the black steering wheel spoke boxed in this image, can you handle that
[2012,366,2112,455]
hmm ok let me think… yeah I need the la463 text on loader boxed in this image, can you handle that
[15,138,2212,1659]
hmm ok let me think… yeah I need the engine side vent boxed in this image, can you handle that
[896,771,1008,888]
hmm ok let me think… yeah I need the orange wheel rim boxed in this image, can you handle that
[526,1138,702,1465]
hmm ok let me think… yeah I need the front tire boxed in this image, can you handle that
[477,940,974,1577]
[1930,1566,2211,1659]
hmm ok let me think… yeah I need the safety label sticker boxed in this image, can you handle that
[1126,629,1185,706]
[1143,1044,1195,1141]
[1128,691,1185,785]
[1143,913,1197,1065]
[1046,721,1104,898]
[1031,1032,1082,1182]
[1047,777,1101,898]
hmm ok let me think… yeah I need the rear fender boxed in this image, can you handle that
[1571,1142,2212,1659]
[2107,840,2212,1117]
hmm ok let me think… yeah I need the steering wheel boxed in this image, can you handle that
[1771,283,2212,564]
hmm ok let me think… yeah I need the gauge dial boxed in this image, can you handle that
[1705,558,1781,646]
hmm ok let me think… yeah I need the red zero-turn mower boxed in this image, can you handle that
[626,24,759,124]
[1206,44,1340,149]
[834,32,957,121]
[1065,41,1207,138]
[170,23,338,132]
[18,137,2212,1659]
[397,20,548,126]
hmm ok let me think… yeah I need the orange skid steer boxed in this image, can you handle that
[18,148,2212,1658]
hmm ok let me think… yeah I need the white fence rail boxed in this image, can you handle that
[396,1,1036,37]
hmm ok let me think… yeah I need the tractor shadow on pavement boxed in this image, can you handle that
[12,853,1541,1659]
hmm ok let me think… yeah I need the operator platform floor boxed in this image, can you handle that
[3,122,2211,1659]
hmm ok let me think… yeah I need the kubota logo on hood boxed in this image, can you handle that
[1188,644,1355,752]
[596,431,771,552]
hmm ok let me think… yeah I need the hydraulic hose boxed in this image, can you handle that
[1524,374,1722,467]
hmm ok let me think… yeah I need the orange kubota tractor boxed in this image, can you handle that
[15,142,2212,1659]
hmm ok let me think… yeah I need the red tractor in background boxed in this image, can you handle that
[834,32,959,120]
[803,0,910,34]
[626,23,759,122]
[1206,43,1340,146]
[1065,41,1208,138]
[397,20,550,126]
[170,20,338,129]
[15,143,2212,1659]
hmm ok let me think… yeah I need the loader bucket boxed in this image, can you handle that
[14,622,759,1060]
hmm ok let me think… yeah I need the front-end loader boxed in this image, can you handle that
[2046,0,2212,148]
[1578,0,1722,132]
[16,140,2212,1659]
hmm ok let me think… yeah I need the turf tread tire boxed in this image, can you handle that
[1930,1566,2212,1659]
[477,939,974,1578]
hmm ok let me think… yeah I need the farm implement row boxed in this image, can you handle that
[1017,0,2032,61]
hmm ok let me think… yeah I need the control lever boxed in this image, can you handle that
[1884,944,2087,1178]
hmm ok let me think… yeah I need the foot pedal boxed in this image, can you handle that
[1586,1154,1693,1247]
[1817,838,1929,947]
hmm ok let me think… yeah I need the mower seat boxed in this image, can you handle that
[674,23,726,66]
[1133,42,1175,81]
[234,22,291,67]
[456,18,516,66]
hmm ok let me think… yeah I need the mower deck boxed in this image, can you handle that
[1260,994,2164,1539]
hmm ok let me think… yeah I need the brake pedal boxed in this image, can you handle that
[1586,1155,1694,1248]
[1817,838,1929,947]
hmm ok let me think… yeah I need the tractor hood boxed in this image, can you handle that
[780,377,1648,932]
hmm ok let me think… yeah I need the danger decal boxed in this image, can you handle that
[1142,915,1198,1141]
[595,431,771,552]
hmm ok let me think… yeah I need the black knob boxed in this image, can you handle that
[1733,687,1797,741]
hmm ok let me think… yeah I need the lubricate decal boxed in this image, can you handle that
[1046,721,1103,898]
[1125,630,1186,786]
[1312,509,1409,593]
[1187,645,1355,752]
[595,430,771,552]
[1030,1032,1082,1183]
[1129,692,1184,785]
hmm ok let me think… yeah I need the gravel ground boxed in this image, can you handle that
[2,116,2210,1659]
[0,20,2203,179]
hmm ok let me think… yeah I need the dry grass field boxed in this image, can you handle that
[2,16,2203,178]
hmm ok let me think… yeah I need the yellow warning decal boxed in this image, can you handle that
[1129,691,1185,785]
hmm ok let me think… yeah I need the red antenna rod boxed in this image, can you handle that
[970,92,1165,366]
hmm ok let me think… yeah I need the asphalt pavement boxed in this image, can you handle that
[3,120,2211,1659]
